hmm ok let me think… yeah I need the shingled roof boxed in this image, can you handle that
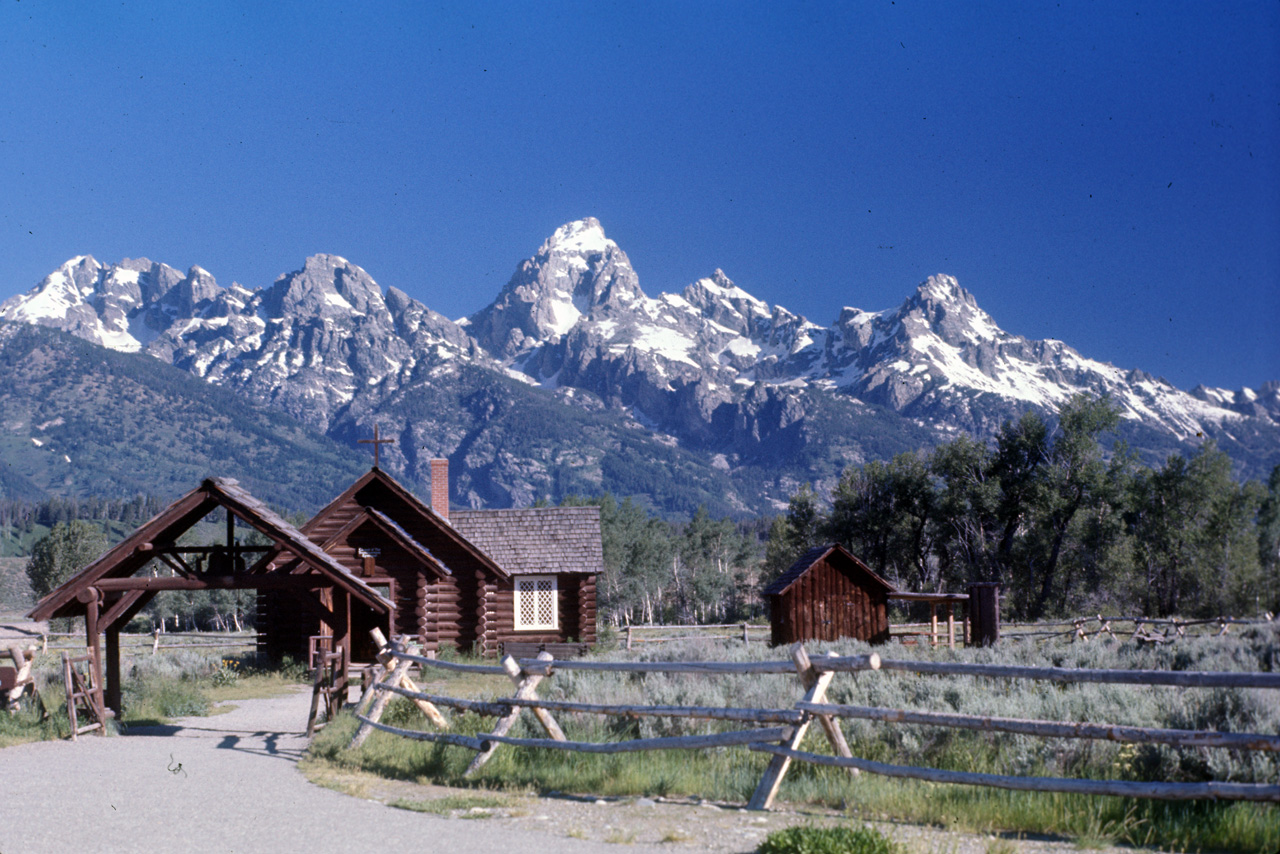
[451,506,603,575]
[762,543,896,597]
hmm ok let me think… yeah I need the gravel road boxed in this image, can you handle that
[0,690,679,854]
[0,690,1138,854]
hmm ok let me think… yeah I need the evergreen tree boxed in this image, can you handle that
[26,520,109,599]
[1258,466,1280,613]
[763,484,821,581]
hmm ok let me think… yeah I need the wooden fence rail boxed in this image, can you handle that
[748,745,1280,803]
[43,630,258,656]
[876,657,1280,688]
[623,623,769,650]
[1001,613,1275,645]
[347,633,1280,810]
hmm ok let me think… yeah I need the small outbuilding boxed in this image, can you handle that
[763,543,894,645]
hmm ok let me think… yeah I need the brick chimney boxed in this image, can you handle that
[430,458,449,521]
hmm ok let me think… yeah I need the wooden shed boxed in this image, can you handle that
[763,543,894,645]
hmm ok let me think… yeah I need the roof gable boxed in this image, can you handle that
[29,478,391,621]
[303,467,509,581]
[451,506,603,575]
[321,507,451,578]
[762,543,896,597]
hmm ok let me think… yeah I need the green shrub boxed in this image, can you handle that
[123,675,210,721]
[209,657,240,687]
[757,824,899,854]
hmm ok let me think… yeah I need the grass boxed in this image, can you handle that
[389,793,515,816]
[309,625,1280,854]
[0,698,69,747]
[757,825,900,854]
[983,839,1017,854]
[119,650,309,726]
[0,647,312,738]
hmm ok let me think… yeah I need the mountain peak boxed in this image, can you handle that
[916,274,965,303]
[469,218,644,358]
[264,254,384,319]
[540,218,613,256]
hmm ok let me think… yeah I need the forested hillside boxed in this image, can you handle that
[0,323,368,510]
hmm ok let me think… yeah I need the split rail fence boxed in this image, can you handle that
[622,623,770,649]
[1002,614,1276,645]
[44,630,258,656]
[349,631,1280,809]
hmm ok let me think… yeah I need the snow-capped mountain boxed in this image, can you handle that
[3,218,1277,509]
[2,253,481,431]
[465,220,1279,448]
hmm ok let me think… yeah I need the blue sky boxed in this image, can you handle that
[1,1,1277,391]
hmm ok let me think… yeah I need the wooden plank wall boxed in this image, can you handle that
[769,557,888,646]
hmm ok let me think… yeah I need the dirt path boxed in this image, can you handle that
[0,690,1138,854]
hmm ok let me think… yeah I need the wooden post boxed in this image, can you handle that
[748,644,852,811]
[523,652,567,741]
[967,583,1000,647]
[368,628,449,729]
[930,603,939,648]
[152,628,161,655]
[105,626,122,717]
[330,591,351,718]
[62,652,78,742]
[464,652,566,777]
[355,663,386,718]
[306,660,324,738]
[348,651,416,748]
[79,588,105,715]
[742,623,750,645]
[947,605,956,649]
[626,625,633,651]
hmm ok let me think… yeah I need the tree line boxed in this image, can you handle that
[765,394,1280,621]
[17,394,1280,630]
[0,494,168,550]
[553,495,768,626]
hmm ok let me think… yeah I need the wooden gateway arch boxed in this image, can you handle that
[26,477,392,719]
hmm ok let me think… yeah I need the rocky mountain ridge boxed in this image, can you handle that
[3,219,1277,512]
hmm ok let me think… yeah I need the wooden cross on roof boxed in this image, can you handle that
[359,425,395,469]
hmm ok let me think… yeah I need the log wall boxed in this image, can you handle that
[490,574,598,648]
[260,478,599,659]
